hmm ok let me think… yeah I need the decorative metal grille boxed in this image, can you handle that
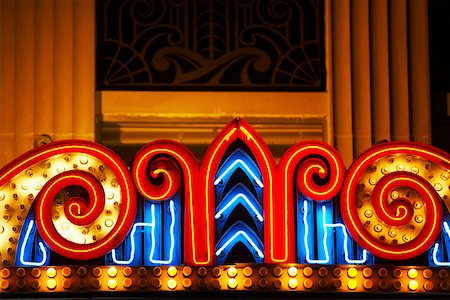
[96,0,325,90]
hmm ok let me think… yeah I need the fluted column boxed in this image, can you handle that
[370,0,391,144]
[0,0,95,168]
[0,0,16,166]
[333,0,433,161]
[332,0,353,166]
[389,0,410,141]
[53,0,74,141]
[350,0,372,156]
[409,0,431,144]
[14,0,35,156]
[73,0,95,140]
[34,0,55,140]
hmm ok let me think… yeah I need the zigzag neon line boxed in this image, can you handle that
[215,193,263,222]
[19,220,47,267]
[111,221,153,264]
[111,200,176,265]
[303,200,368,264]
[432,221,450,266]
[150,200,176,264]
[214,159,264,188]
[303,201,329,264]
[215,230,264,258]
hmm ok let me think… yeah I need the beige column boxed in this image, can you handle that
[351,0,372,156]
[53,0,74,140]
[0,0,96,168]
[34,0,55,139]
[389,0,410,141]
[0,0,16,167]
[408,0,431,144]
[370,0,391,143]
[14,0,35,156]
[73,0,95,141]
[332,0,353,166]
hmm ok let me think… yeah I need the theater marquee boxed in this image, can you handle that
[0,119,449,296]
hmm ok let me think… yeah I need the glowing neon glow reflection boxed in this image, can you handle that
[215,193,263,222]
[214,159,264,188]
[216,230,264,259]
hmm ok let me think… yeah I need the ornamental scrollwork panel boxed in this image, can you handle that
[97,0,325,90]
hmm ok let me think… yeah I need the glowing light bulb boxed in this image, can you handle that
[288,278,298,289]
[167,266,177,277]
[374,224,383,232]
[167,279,177,290]
[347,268,357,278]
[227,267,237,278]
[228,278,237,289]
[408,268,418,279]
[408,280,418,291]
[108,279,117,289]
[288,266,298,277]
[47,279,56,290]
[348,279,357,290]
[46,268,56,278]
[108,267,117,277]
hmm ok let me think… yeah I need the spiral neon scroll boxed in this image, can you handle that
[0,140,136,262]
[279,141,345,201]
[341,142,450,260]
[131,140,203,265]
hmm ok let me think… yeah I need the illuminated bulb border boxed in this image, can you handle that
[0,265,447,294]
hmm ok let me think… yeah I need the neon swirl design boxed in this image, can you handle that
[341,142,450,260]
[0,140,136,262]
[133,156,180,201]
[5,120,450,267]
[131,141,207,265]
[280,142,345,201]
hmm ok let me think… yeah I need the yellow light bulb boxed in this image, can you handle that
[108,279,117,289]
[108,267,117,278]
[167,278,177,290]
[408,280,419,291]
[288,266,298,277]
[227,267,237,278]
[167,266,177,277]
[288,278,298,289]
[46,267,56,278]
[228,278,237,289]
[46,279,57,290]
[347,267,358,278]
[408,268,418,279]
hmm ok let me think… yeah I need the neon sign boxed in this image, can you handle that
[0,119,449,295]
